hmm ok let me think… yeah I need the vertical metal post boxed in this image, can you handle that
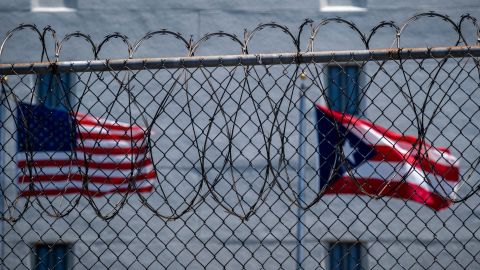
[0,76,6,270]
[295,73,307,270]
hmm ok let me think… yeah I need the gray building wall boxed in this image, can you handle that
[1,1,480,269]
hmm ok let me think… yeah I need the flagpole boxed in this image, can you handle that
[295,73,307,270]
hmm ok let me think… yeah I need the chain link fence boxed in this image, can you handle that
[0,12,479,269]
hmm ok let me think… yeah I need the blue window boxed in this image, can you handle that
[329,242,362,270]
[36,73,73,110]
[326,65,360,115]
[34,243,71,270]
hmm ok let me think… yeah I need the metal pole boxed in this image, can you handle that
[0,77,5,270]
[295,73,307,270]
[0,45,479,75]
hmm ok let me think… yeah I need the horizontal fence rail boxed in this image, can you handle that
[1,46,480,75]
[0,12,479,270]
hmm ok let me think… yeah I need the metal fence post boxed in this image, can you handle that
[295,73,307,270]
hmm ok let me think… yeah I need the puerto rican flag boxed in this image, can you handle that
[316,104,460,210]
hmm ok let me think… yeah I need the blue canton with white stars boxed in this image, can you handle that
[17,103,77,152]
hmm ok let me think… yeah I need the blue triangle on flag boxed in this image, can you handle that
[316,107,376,189]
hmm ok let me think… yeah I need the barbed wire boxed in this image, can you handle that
[0,12,479,222]
[2,12,479,63]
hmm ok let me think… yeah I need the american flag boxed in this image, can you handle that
[316,104,460,210]
[17,103,155,196]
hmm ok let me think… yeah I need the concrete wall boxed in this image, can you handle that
[1,1,480,269]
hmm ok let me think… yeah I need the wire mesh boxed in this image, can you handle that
[0,12,479,269]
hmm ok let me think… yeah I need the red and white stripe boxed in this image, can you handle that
[318,105,460,210]
[17,113,155,196]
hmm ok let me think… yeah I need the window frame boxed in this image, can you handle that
[319,0,367,12]
[31,0,77,12]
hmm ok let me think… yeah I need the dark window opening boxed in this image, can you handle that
[329,242,363,270]
[34,243,71,270]
[326,65,361,115]
[36,73,73,110]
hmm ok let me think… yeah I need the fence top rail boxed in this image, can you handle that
[0,45,479,75]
